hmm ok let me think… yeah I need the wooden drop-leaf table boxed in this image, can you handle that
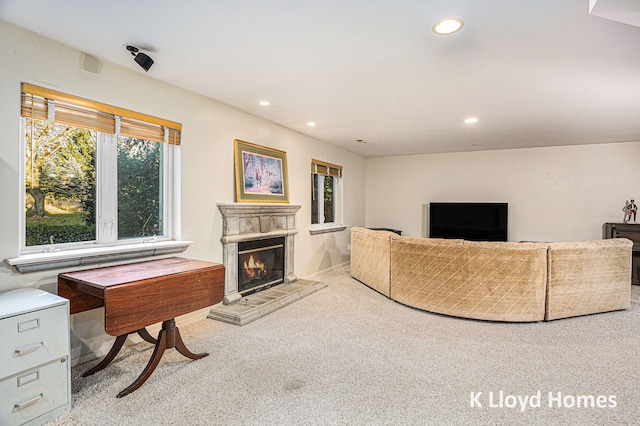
[58,257,224,397]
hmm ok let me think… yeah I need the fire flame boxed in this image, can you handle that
[243,255,265,277]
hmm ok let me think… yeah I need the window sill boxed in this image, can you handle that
[5,240,192,273]
[309,224,348,235]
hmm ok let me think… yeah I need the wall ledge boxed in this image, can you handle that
[5,240,192,273]
[309,224,348,235]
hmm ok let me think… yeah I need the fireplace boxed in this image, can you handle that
[210,202,326,325]
[217,203,301,304]
[238,237,285,294]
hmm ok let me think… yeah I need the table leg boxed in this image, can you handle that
[83,327,156,378]
[117,330,167,398]
[82,334,128,377]
[174,325,208,360]
[116,318,208,398]
[137,328,157,344]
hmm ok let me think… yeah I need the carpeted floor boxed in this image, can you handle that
[47,265,640,425]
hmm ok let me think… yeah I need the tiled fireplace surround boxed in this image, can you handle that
[208,203,326,325]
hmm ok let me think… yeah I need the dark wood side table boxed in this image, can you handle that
[604,222,640,285]
[369,228,402,235]
[58,257,225,397]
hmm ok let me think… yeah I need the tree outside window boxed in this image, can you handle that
[117,136,163,239]
[25,119,96,246]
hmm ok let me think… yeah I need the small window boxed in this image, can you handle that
[311,159,344,232]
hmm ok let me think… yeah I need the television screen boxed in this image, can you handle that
[429,202,508,242]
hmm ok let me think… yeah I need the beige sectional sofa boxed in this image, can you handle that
[350,227,632,322]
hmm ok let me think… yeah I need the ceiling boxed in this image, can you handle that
[2,0,640,157]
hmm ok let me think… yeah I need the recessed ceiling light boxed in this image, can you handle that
[432,18,464,35]
[307,122,316,127]
[259,100,270,106]
[464,117,478,124]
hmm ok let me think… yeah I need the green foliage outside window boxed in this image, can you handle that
[25,119,96,246]
[117,137,163,239]
[323,175,334,223]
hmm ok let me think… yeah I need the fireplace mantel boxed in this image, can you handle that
[218,203,301,218]
[218,203,301,304]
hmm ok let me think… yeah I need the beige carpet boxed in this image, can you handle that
[47,265,640,425]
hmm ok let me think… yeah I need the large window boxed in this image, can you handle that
[311,159,343,231]
[20,84,180,253]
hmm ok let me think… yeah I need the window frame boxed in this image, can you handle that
[94,132,175,245]
[312,174,337,225]
[309,159,347,235]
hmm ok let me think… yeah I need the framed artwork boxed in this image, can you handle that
[234,139,289,203]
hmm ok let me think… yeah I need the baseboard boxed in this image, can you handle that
[304,261,350,280]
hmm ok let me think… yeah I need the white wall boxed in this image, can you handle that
[366,142,640,242]
[0,21,365,362]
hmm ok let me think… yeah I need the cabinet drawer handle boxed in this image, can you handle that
[14,342,44,356]
[14,393,43,410]
[18,318,40,332]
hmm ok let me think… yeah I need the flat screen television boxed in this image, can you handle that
[429,202,508,242]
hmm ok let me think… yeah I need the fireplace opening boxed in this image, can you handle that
[238,237,285,295]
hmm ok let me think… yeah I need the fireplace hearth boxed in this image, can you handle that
[209,203,327,325]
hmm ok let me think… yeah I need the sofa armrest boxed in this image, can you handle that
[350,227,394,297]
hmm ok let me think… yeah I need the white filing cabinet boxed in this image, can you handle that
[0,288,71,426]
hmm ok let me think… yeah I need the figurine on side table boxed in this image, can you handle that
[623,198,638,223]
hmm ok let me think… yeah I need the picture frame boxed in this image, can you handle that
[234,139,289,203]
